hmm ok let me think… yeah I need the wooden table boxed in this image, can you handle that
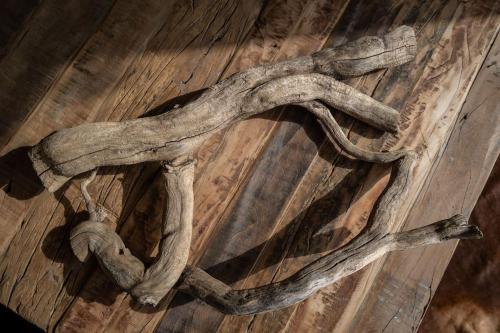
[0,1,498,332]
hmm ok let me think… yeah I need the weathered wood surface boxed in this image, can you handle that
[0,0,498,332]
[352,29,500,333]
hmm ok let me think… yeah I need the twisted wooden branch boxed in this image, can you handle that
[29,26,483,313]
[70,158,195,306]
[30,25,416,192]
[70,170,145,290]
[297,101,408,163]
[180,215,481,314]
[177,155,482,314]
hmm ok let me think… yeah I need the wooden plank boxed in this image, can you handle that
[53,1,269,332]
[0,0,187,314]
[278,3,499,332]
[0,0,115,147]
[154,1,351,332]
[56,2,351,333]
[0,0,262,331]
[0,0,183,253]
[349,30,500,333]
[0,0,40,58]
[0,0,114,260]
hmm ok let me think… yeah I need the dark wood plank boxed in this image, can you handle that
[0,1,186,244]
[0,0,40,58]
[0,0,115,148]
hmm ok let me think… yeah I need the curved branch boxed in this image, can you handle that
[296,100,407,163]
[312,25,417,77]
[33,26,452,315]
[70,158,195,303]
[131,156,195,306]
[70,172,144,290]
[29,26,417,192]
[177,155,482,315]
[71,221,145,290]
[242,73,400,131]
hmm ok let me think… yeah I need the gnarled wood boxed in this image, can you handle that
[131,156,195,306]
[71,157,195,305]
[70,170,145,290]
[28,25,483,314]
[29,25,416,192]
[297,101,407,163]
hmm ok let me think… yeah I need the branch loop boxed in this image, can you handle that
[33,26,482,313]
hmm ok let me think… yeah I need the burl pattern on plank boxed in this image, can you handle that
[28,26,482,314]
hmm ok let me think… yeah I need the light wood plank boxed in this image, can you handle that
[349,29,500,333]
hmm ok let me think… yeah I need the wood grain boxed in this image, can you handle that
[276,3,499,332]
[204,1,499,332]
[1,0,263,331]
[56,1,270,332]
[212,2,496,331]
[0,0,498,332]
[353,29,500,333]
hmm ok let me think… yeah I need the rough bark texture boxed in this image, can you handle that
[26,26,482,314]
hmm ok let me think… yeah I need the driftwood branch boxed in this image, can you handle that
[28,26,483,313]
[131,156,195,305]
[297,101,408,163]
[30,25,416,192]
[70,170,145,290]
[180,215,481,314]
[71,158,195,306]
[176,155,482,314]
